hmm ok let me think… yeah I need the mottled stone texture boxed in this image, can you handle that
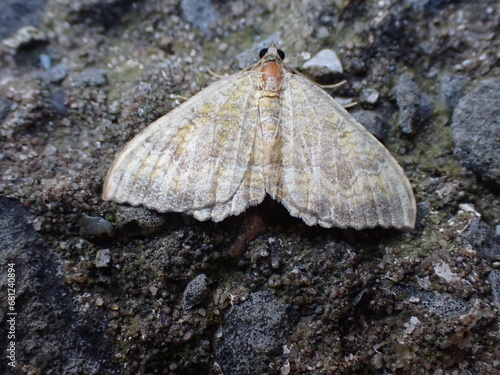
[0,197,118,375]
[452,77,500,184]
[395,74,433,134]
[215,291,294,375]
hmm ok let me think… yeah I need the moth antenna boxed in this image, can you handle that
[320,80,347,89]
[206,66,226,79]
[342,101,358,109]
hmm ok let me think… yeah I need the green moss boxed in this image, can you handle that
[414,116,461,176]
[123,315,144,338]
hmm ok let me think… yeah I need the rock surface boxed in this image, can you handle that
[181,0,221,37]
[0,0,46,40]
[462,217,500,261]
[0,197,118,375]
[395,74,433,134]
[183,274,210,309]
[215,291,294,375]
[352,109,389,142]
[439,74,467,111]
[451,77,500,184]
[72,68,108,87]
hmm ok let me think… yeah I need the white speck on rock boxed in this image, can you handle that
[95,249,111,268]
[433,261,460,283]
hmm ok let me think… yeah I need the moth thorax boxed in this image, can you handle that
[260,61,284,92]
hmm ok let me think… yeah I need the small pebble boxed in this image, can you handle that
[72,68,108,87]
[183,274,210,309]
[303,49,343,74]
[149,286,158,296]
[395,74,433,134]
[359,87,380,104]
[95,249,111,268]
[40,54,51,70]
[79,214,113,237]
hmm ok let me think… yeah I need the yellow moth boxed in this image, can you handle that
[103,43,416,229]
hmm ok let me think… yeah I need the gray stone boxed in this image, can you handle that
[47,63,68,83]
[395,74,433,134]
[79,214,114,237]
[0,196,118,375]
[303,49,343,74]
[215,291,294,375]
[439,74,467,111]
[95,249,111,268]
[50,89,68,116]
[73,68,108,87]
[40,53,51,70]
[0,97,14,123]
[462,218,500,261]
[451,77,500,183]
[0,0,46,40]
[181,0,221,37]
[183,274,210,309]
[359,87,380,104]
[488,269,500,308]
[351,109,389,142]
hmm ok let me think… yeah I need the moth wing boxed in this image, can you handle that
[103,72,266,222]
[273,74,416,229]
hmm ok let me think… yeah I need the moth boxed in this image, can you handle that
[103,43,416,229]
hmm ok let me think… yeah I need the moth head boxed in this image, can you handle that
[259,42,285,62]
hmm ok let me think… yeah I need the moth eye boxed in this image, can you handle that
[259,48,269,59]
[277,49,285,60]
